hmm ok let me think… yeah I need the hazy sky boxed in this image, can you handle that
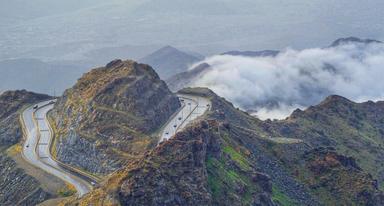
[1,0,384,61]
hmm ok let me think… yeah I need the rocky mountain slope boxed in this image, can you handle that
[0,90,52,206]
[64,88,384,206]
[50,59,181,175]
[270,95,384,188]
[139,46,203,79]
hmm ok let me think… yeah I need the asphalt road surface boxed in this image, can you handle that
[159,94,211,143]
[21,100,92,197]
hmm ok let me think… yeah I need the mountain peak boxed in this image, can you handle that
[139,46,203,79]
[159,45,179,51]
[50,59,181,174]
[330,37,382,47]
[320,95,354,105]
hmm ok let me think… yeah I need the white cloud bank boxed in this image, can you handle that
[191,42,384,120]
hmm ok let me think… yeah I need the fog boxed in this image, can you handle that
[191,41,384,120]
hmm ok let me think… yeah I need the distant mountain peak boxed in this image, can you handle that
[159,45,179,51]
[139,46,203,79]
[147,45,196,57]
[330,37,382,47]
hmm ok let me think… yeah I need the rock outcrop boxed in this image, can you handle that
[51,60,181,174]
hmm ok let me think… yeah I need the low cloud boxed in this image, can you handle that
[191,42,384,120]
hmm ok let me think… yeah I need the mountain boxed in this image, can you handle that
[49,59,181,175]
[139,46,203,79]
[221,50,279,57]
[166,63,211,92]
[0,90,52,205]
[67,88,384,206]
[0,58,88,94]
[329,37,382,47]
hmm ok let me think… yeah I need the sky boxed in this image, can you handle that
[1,0,384,61]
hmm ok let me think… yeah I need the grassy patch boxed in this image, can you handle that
[223,145,251,171]
[206,156,257,205]
[272,185,297,206]
[6,144,22,156]
[57,183,77,197]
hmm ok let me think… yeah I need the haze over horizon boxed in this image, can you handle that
[1,0,384,61]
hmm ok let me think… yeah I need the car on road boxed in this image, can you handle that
[178,117,182,120]
[165,132,169,135]
[26,144,29,148]
[173,124,177,128]
[33,105,38,109]
[49,100,55,104]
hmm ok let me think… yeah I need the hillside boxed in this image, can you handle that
[139,46,203,79]
[50,59,181,175]
[65,88,384,206]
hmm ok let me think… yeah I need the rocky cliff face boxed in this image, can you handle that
[51,59,181,174]
[0,90,51,206]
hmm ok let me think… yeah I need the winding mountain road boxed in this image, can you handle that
[21,100,92,197]
[20,93,209,197]
[159,94,211,143]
